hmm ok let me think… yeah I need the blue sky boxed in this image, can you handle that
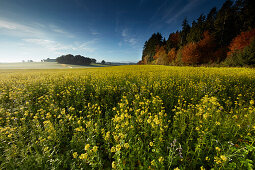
[0,0,225,63]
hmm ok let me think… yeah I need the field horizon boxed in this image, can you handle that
[0,62,109,69]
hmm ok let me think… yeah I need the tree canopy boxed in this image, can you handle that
[139,0,255,67]
[56,54,96,65]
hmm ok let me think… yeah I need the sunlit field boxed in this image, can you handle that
[0,62,106,69]
[0,65,255,169]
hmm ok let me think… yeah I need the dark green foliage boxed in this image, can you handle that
[101,60,106,65]
[166,31,180,52]
[205,7,217,32]
[214,0,238,47]
[142,33,163,63]
[56,54,96,65]
[180,18,190,46]
[187,14,206,43]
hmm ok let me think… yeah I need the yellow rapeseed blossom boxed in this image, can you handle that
[215,147,221,152]
[124,143,129,149]
[92,146,98,152]
[116,144,121,151]
[220,155,227,162]
[73,152,78,158]
[85,144,90,151]
[151,160,156,166]
[111,146,116,152]
[158,156,164,163]
[79,153,88,160]
[250,100,254,105]
[112,161,116,169]
[149,142,153,147]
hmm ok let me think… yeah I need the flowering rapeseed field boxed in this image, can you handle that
[0,65,255,169]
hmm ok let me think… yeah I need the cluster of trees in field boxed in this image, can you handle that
[139,0,255,66]
[56,54,96,65]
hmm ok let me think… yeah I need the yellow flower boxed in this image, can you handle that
[111,146,116,152]
[92,146,98,152]
[149,142,153,147]
[215,121,221,126]
[214,156,222,164]
[85,144,90,151]
[215,147,221,152]
[124,143,129,149]
[79,153,88,160]
[220,155,227,162]
[200,166,205,170]
[43,147,49,152]
[147,118,151,124]
[205,156,210,161]
[112,161,116,169]
[73,152,78,158]
[250,100,254,105]
[158,156,164,163]
[151,160,156,166]
[116,144,121,151]
[174,168,180,170]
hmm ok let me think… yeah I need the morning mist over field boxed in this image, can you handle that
[0,0,225,63]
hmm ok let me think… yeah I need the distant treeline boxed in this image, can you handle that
[139,0,255,67]
[56,54,96,65]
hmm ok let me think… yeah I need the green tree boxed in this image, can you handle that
[142,33,163,63]
[187,14,206,43]
[214,0,238,47]
[180,18,190,46]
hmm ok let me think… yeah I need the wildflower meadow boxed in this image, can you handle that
[0,65,255,169]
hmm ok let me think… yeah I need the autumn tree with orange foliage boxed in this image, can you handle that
[182,43,200,64]
[198,31,216,63]
[168,48,177,63]
[228,28,255,57]
[153,46,169,65]
[182,31,215,65]
[224,28,255,66]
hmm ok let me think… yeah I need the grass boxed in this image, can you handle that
[0,65,255,169]
[0,62,108,69]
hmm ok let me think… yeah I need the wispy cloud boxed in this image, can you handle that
[0,18,44,37]
[126,38,137,46]
[122,29,128,37]
[166,0,201,24]
[120,28,138,47]
[23,38,97,54]
[49,24,74,38]
[0,18,97,57]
